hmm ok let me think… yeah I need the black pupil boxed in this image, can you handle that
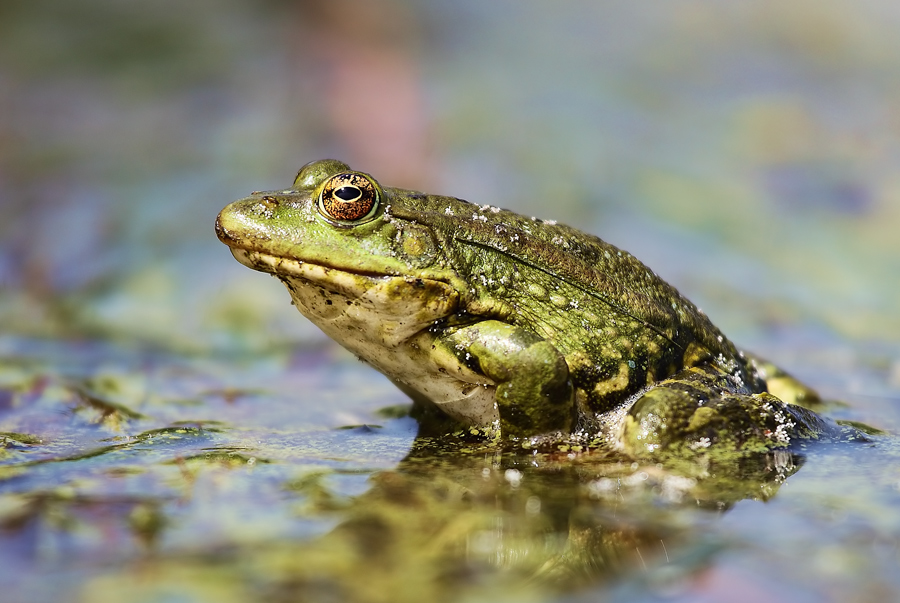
[334,186,360,201]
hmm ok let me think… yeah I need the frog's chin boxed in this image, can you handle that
[229,248,383,296]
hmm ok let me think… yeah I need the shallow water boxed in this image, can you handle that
[2,1,900,601]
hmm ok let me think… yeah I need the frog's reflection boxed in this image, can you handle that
[276,431,803,601]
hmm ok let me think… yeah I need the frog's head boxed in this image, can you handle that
[216,159,446,276]
[216,160,463,342]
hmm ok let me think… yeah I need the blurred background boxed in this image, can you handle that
[2,0,898,361]
[2,2,900,601]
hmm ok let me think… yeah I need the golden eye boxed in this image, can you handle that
[318,173,379,223]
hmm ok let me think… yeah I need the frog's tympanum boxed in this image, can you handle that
[216,159,836,457]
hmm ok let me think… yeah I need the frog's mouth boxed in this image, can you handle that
[217,213,406,285]
[229,248,387,294]
[229,248,461,312]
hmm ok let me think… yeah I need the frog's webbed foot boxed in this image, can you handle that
[619,367,834,460]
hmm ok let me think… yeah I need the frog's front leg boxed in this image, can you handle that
[436,320,575,439]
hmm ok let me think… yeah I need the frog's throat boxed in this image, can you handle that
[231,249,496,422]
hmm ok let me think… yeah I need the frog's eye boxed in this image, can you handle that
[318,172,380,224]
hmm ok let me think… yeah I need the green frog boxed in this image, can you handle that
[216,159,836,456]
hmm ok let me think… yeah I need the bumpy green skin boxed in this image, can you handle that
[216,159,831,456]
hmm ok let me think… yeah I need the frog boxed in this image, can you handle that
[216,159,837,457]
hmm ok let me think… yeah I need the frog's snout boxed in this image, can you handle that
[215,210,234,245]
